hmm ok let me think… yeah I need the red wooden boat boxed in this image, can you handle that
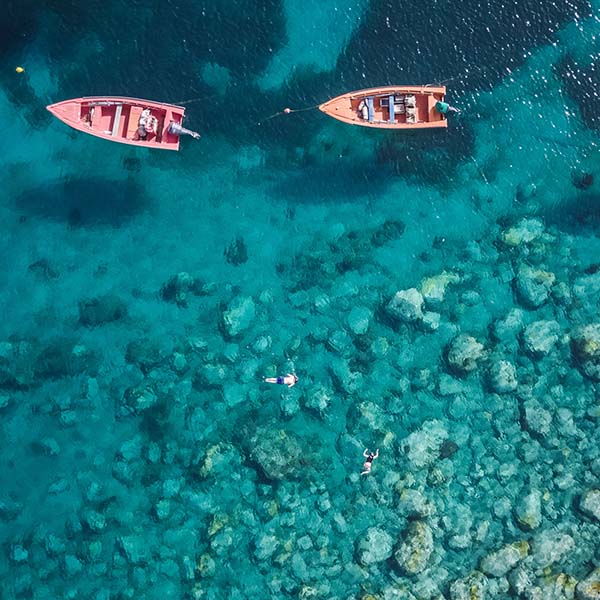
[319,85,455,129]
[46,96,200,151]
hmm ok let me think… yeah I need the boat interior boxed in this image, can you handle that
[353,93,438,125]
[80,103,168,142]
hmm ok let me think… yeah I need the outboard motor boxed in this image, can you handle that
[168,121,201,140]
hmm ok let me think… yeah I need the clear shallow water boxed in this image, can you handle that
[1,1,600,598]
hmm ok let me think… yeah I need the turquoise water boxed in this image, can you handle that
[2,0,600,598]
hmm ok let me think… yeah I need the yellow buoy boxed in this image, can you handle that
[15,66,25,74]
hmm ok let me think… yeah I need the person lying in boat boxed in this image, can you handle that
[137,108,159,140]
[357,99,369,120]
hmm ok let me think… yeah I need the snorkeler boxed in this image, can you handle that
[264,373,298,388]
[361,448,379,476]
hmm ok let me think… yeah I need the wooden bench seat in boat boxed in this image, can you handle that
[127,106,143,139]
[389,95,395,123]
[366,96,374,122]
[111,104,123,136]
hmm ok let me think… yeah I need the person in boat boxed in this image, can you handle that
[137,108,158,139]
[361,448,379,476]
[264,373,298,388]
[357,99,369,120]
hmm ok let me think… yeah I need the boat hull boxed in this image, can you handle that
[319,86,447,129]
[46,96,187,150]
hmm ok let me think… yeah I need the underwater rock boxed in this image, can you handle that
[79,294,128,326]
[421,311,441,332]
[571,170,594,190]
[522,398,552,439]
[357,527,394,565]
[492,308,524,344]
[313,293,331,315]
[125,338,168,373]
[396,487,436,518]
[196,443,242,479]
[280,392,300,418]
[571,324,600,381]
[62,554,83,577]
[480,541,529,577]
[573,269,600,300]
[514,267,555,308]
[579,489,600,522]
[516,181,538,202]
[529,529,574,570]
[28,258,59,280]
[522,320,560,356]
[370,219,406,247]
[514,488,542,531]
[291,553,310,580]
[154,498,171,520]
[386,288,424,322]
[254,533,280,561]
[160,272,206,307]
[118,535,150,564]
[29,338,97,381]
[347,306,372,335]
[437,373,467,396]
[535,572,577,600]
[172,352,187,372]
[446,334,485,375]
[508,566,535,596]
[327,330,353,356]
[420,271,460,308]
[488,359,518,393]
[576,568,600,600]
[0,496,23,523]
[449,571,488,600]
[122,382,159,414]
[222,382,249,407]
[44,534,66,557]
[501,218,544,247]
[403,420,448,468]
[439,439,459,459]
[249,427,302,480]
[38,437,60,456]
[353,400,389,432]
[329,358,363,393]
[10,544,28,563]
[224,235,248,265]
[394,520,434,575]
[221,295,256,337]
[82,509,106,532]
[303,385,331,417]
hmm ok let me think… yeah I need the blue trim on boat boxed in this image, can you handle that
[388,95,395,123]
[366,96,374,122]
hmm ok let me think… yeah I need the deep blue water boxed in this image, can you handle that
[1,1,600,599]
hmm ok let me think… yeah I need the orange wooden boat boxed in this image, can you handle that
[319,85,452,129]
[46,96,200,151]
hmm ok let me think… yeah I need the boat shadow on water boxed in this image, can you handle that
[539,190,600,235]
[15,177,149,227]
[270,161,392,204]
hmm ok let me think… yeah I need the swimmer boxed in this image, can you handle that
[264,373,298,388]
[361,448,379,476]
